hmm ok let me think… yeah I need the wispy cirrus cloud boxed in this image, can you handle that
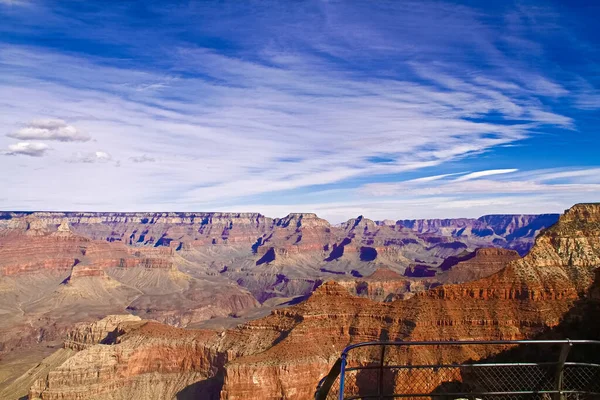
[0,0,598,218]
[363,168,600,198]
[453,169,519,182]
[0,44,571,205]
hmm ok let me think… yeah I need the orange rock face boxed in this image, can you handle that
[338,268,438,301]
[0,217,259,376]
[23,204,600,400]
[438,247,521,284]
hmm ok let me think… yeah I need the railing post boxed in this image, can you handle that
[554,339,572,400]
[315,358,342,400]
[339,353,347,400]
[378,344,386,399]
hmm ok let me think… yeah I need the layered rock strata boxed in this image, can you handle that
[438,248,521,283]
[24,204,600,400]
[0,219,259,376]
[338,268,438,301]
[0,211,559,310]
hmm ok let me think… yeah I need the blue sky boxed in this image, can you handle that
[0,0,599,221]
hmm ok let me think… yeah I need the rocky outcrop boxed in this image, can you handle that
[438,248,521,283]
[28,321,222,400]
[423,206,600,301]
[0,230,87,276]
[339,268,437,301]
[64,314,142,350]
[24,204,599,400]
[274,213,331,229]
[404,264,438,277]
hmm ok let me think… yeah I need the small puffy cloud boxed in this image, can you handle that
[69,151,112,163]
[130,154,156,163]
[94,151,112,161]
[3,142,49,157]
[8,119,90,142]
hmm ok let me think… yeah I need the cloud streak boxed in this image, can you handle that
[363,168,600,197]
[0,0,598,218]
[453,169,519,182]
[0,44,571,204]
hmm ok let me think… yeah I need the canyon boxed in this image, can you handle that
[0,208,576,399]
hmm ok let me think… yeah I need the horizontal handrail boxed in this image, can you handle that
[344,390,596,400]
[344,361,600,371]
[341,339,600,356]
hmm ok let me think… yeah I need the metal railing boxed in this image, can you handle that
[315,340,600,400]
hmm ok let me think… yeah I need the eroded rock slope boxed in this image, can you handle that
[23,204,600,400]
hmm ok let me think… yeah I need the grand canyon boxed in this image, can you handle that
[0,204,598,399]
[3,1,600,398]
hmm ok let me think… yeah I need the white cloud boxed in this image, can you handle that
[69,151,112,163]
[0,0,596,218]
[363,168,600,198]
[0,45,582,213]
[3,141,49,157]
[453,169,519,182]
[7,119,90,142]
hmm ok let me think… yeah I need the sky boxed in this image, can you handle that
[0,0,599,222]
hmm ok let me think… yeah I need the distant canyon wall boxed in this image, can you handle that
[0,210,559,306]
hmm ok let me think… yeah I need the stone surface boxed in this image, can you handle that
[338,268,438,301]
[21,204,600,400]
[0,220,259,387]
[0,210,558,345]
[438,248,521,283]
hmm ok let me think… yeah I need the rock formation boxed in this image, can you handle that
[64,314,143,350]
[19,204,600,400]
[0,217,259,395]
[338,267,438,301]
[437,247,521,283]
